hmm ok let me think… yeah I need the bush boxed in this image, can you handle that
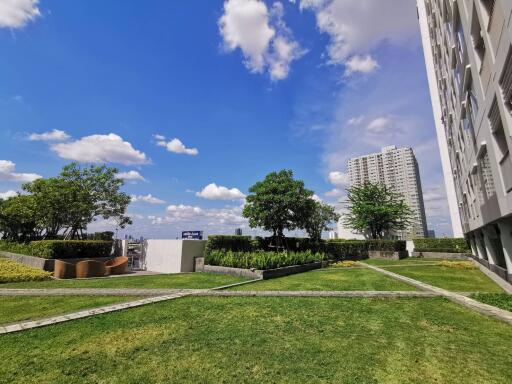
[414,238,470,253]
[367,240,406,252]
[205,250,325,270]
[205,235,254,256]
[86,231,114,241]
[331,260,359,268]
[0,258,52,283]
[0,240,113,259]
[438,260,476,270]
[324,240,369,261]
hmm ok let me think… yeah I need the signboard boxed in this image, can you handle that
[182,231,203,240]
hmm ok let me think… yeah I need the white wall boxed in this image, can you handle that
[145,240,206,273]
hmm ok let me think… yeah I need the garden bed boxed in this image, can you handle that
[0,251,111,272]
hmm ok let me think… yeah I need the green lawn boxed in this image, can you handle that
[0,296,140,326]
[230,267,416,291]
[0,272,248,289]
[1,296,512,383]
[471,293,512,312]
[382,265,502,292]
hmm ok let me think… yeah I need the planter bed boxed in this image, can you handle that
[0,251,111,272]
[197,258,330,280]
[368,250,408,260]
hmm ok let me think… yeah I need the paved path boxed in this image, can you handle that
[364,263,512,325]
[196,290,441,298]
[0,288,201,297]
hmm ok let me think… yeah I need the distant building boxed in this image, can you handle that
[328,231,338,240]
[417,0,512,279]
[336,219,365,240]
[427,229,436,238]
[346,146,428,240]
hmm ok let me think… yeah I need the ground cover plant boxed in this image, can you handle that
[330,260,359,268]
[0,240,112,259]
[0,258,52,283]
[1,296,512,383]
[0,272,247,289]
[381,265,502,292]
[205,250,325,270]
[0,296,140,326]
[229,267,416,291]
[471,293,512,312]
[438,260,476,269]
[413,238,470,253]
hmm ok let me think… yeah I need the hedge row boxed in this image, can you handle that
[413,238,470,253]
[205,235,406,261]
[0,240,113,259]
[205,250,326,270]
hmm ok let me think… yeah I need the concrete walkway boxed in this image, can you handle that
[364,263,512,325]
[0,288,200,297]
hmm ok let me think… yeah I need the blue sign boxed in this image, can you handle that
[182,231,203,240]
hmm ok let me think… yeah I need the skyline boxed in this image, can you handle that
[0,0,454,238]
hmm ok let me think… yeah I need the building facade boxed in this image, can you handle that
[417,0,512,281]
[346,146,428,240]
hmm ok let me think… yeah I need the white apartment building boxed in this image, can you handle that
[417,0,512,283]
[345,146,428,240]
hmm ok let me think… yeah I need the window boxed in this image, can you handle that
[488,98,512,192]
[499,47,512,114]
[471,7,486,68]
[478,148,496,198]
[481,0,496,26]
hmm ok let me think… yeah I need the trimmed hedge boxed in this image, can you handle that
[0,240,113,259]
[413,238,470,253]
[204,235,407,261]
[205,250,326,270]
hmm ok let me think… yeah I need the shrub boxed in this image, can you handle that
[0,240,112,259]
[367,240,406,252]
[414,238,470,253]
[324,240,369,261]
[0,258,52,283]
[86,231,114,241]
[438,260,476,270]
[205,250,325,270]
[205,235,254,256]
[331,260,359,268]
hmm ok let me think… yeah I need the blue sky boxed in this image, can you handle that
[0,0,453,238]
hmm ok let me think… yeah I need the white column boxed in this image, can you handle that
[469,235,478,257]
[498,220,512,275]
[482,227,498,265]
[475,230,488,260]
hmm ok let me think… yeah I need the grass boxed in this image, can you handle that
[0,258,52,283]
[0,296,140,326]
[471,293,512,312]
[0,272,248,289]
[230,267,416,291]
[1,296,512,383]
[381,265,502,292]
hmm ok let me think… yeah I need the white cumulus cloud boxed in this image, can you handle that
[300,0,418,74]
[366,117,391,133]
[0,0,40,29]
[344,55,379,75]
[0,190,18,200]
[131,194,166,205]
[156,136,198,156]
[196,183,246,200]
[0,160,41,182]
[219,0,304,80]
[117,170,146,182]
[28,129,70,142]
[328,171,349,186]
[51,133,148,165]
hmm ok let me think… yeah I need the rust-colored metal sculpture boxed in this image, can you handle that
[105,256,128,275]
[76,260,108,278]
[53,259,76,279]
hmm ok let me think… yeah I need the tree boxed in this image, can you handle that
[0,195,40,241]
[342,182,412,239]
[304,200,340,241]
[243,170,314,241]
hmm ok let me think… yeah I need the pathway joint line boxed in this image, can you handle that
[364,263,512,325]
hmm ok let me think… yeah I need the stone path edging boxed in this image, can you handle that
[195,290,441,298]
[0,288,198,297]
[363,263,512,325]
[0,292,192,335]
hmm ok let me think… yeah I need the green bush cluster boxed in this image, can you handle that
[205,250,325,270]
[204,235,254,256]
[413,238,470,253]
[0,240,113,259]
[0,258,52,283]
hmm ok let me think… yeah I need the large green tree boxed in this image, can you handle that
[304,200,340,242]
[0,163,131,240]
[342,182,412,239]
[243,170,314,240]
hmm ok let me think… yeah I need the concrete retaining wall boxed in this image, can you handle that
[410,251,471,259]
[368,250,408,260]
[0,251,111,272]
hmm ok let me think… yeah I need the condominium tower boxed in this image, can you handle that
[417,0,512,282]
[347,146,428,239]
